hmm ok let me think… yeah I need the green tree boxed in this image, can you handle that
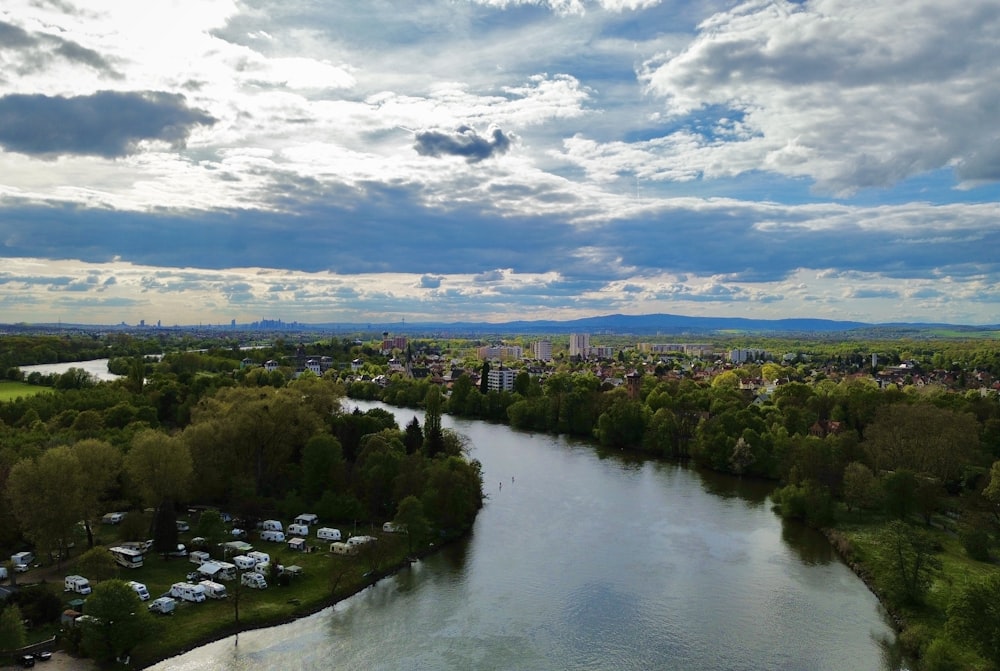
[6,446,84,563]
[80,579,154,663]
[878,520,941,606]
[0,603,26,652]
[71,438,123,548]
[76,546,119,583]
[947,572,1000,667]
[842,462,880,513]
[393,495,430,553]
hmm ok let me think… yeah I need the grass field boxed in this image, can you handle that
[52,521,414,668]
[0,380,50,401]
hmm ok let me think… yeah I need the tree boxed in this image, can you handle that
[6,446,84,563]
[842,462,880,513]
[125,429,192,510]
[0,603,26,652]
[71,439,123,548]
[947,572,1000,667]
[80,579,154,663]
[878,520,941,606]
[394,495,430,554]
[76,546,119,583]
[423,386,445,458]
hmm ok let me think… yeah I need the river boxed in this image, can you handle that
[146,400,902,671]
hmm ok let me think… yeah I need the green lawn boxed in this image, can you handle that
[0,380,50,401]
[61,526,413,668]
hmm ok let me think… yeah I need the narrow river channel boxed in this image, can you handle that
[147,399,901,670]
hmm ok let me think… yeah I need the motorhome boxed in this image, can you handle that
[10,552,33,572]
[329,542,356,556]
[198,580,227,599]
[198,561,237,582]
[64,575,92,595]
[127,581,150,601]
[240,572,267,589]
[247,551,270,566]
[189,550,211,565]
[260,530,285,543]
[259,519,283,532]
[316,527,341,542]
[148,597,175,614]
[293,513,318,526]
[287,523,309,537]
[101,511,126,525]
[169,582,207,603]
[108,546,144,569]
[233,555,257,570]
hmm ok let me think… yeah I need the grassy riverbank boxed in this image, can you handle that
[125,531,420,668]
[826,514,998,671]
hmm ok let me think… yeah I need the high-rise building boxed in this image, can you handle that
[569,333,590,358]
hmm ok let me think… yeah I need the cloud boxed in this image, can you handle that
[414,125,514,162]
[0,91,215,158]
[638,0,1000,193]
[0,19,119,78]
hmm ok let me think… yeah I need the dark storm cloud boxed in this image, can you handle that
[0,91,216,158]
[414,125,513,162]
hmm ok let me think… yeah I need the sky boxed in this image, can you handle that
[1,0,999,327]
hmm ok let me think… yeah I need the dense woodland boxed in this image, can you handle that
[3,331,1000,668]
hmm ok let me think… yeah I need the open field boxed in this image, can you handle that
[0,381,49,401]
[35,521,414,668]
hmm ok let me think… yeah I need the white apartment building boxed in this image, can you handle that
[487,367,517,392]
[569,333,590,358]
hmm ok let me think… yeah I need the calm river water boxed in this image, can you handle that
[148,400,901,670]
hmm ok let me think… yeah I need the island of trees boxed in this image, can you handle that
[2,327,1000,669]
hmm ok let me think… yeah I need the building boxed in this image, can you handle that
[487,367,516,392]
[569,334,590,358]
[532,340,552,361]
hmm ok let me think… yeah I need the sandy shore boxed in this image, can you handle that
[0,652,96,671]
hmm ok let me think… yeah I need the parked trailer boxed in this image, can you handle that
[169,582,207,603]
[198,580,227,599]
[316,527,341,542]
[109,546,144,569]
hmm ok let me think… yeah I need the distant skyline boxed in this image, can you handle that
[2,1,999,326]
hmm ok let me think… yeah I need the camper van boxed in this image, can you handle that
[287,523,309,537]
[148,597,175,614]
[259,519,283,532]
[109,546,144,569]
[169,582,207,603]
[101,511,126,525]
[316,527,341,542]
[127,581,150,601]
[198,580,227,599]
[232,555,257,570]
[240,572,267,589]
[293,513,318,526]
[329,542,356,556]
[189,550,211,565]
[198,561,237,582]
[260,530,285,543]
[11,552,33,572]
[64,575,92,595]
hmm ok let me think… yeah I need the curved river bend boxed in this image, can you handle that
[151,401,901,671]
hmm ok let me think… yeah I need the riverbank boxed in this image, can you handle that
[130,533,461,669]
